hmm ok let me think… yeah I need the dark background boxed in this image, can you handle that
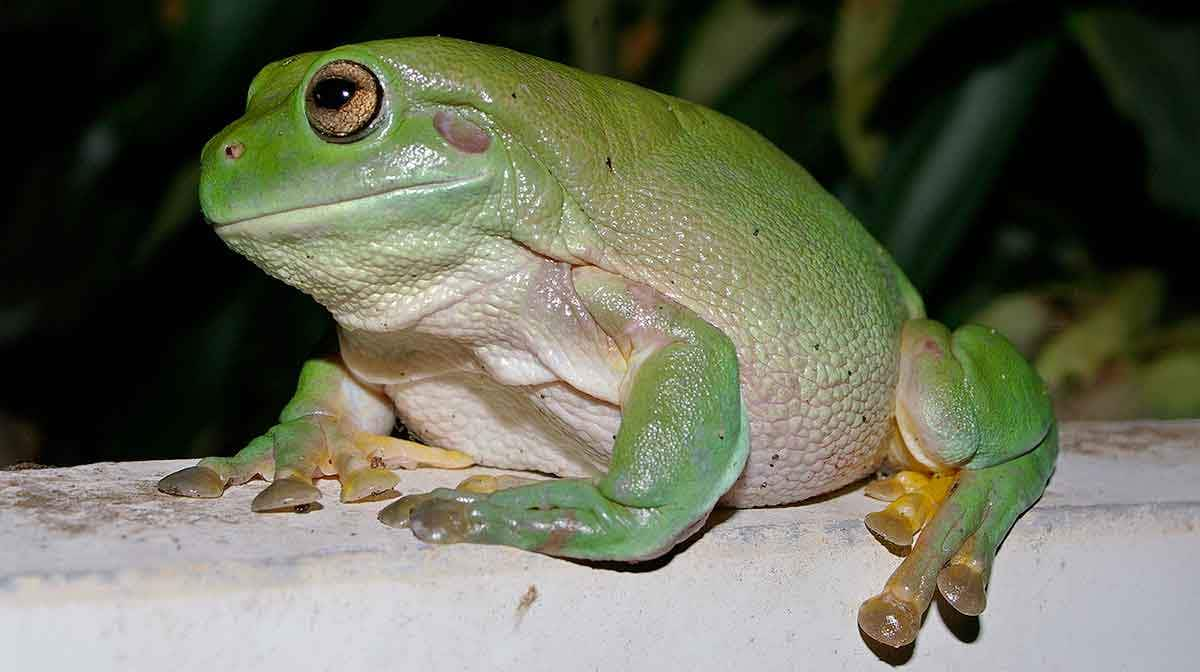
[3,0,1198,467]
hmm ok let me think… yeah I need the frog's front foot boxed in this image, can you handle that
[378,478,695,561]
[157,465,227,498]
[378,489,489,543]
[251,475,326,512]
[157,416,473,512]
[378,479,619,552]
[376,474,540,531]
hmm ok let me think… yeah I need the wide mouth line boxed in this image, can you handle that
[212,174,485,229]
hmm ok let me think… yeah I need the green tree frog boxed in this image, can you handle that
[158,38,1057,648]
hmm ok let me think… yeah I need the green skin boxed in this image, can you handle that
[158,38,1057,647]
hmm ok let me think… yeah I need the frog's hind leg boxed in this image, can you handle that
[857,319,1058,647]
[377,268,749,561]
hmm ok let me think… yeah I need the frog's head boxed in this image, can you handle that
[201,41,533,330]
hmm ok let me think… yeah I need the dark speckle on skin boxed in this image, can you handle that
[605,156,613,172]
[753,228,760,236]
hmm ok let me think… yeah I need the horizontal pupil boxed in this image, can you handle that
[312,78,357,110]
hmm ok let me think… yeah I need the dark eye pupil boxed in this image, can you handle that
[312,78,356,110]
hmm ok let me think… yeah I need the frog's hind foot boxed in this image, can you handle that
[863,470,955,549]
[858,427,1058,647]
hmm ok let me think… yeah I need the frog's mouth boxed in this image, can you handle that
[211,174,487,235]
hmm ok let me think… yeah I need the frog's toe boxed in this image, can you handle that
[864,508,916,548]
[858,592,922,648]
[455,474,540,494]
[864,470,930,502]
[387,474,545,538]
[409,499,476,544]
[938,562,988,616]
[356,434,475,470]
[338,467,400,503]
[377,488,482,529]
[937,537,992,616]
[863,473,955,550]
[157,465,225,498]
[389,479,700,561]
[377,493,434,528]
[251,476,323,512]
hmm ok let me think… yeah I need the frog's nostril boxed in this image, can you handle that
[223,142,245,160]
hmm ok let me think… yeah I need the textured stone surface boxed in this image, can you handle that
[2,421,1197,670]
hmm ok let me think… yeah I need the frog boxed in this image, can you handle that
[157,37,1057,648]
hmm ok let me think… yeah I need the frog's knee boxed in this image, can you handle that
[893,319,1053,471]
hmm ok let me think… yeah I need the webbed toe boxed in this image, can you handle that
[377,492,437,528]
[937,562,988,616]
[858,592,921,648]
[251,477,323,512]
[338,467,400,503]
[157,465,225,498]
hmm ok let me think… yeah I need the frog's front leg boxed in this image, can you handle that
[157,356,472,510]
[858,319,1058,647]
[378,267,750,561]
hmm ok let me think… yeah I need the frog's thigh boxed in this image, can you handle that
[379,268,750,561]
[859,320,1058,647]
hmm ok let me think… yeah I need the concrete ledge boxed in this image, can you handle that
[2,421,1197,670]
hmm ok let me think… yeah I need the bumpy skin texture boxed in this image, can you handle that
[202,37,922,507]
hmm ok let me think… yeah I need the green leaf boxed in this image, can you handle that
[566,0,617,74]
[136,162,201,266]
[1071,9,1200,218]
[875,0,996,76]
[833,0,901,179]
[870,37,1058,288]
[675,0,803,106]
[832,0,997,178]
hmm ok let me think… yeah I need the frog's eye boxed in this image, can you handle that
[305,60,381,142]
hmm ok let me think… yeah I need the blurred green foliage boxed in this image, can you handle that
[2,0,1198,466]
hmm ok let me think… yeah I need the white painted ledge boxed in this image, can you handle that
[2,421,1197,670]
